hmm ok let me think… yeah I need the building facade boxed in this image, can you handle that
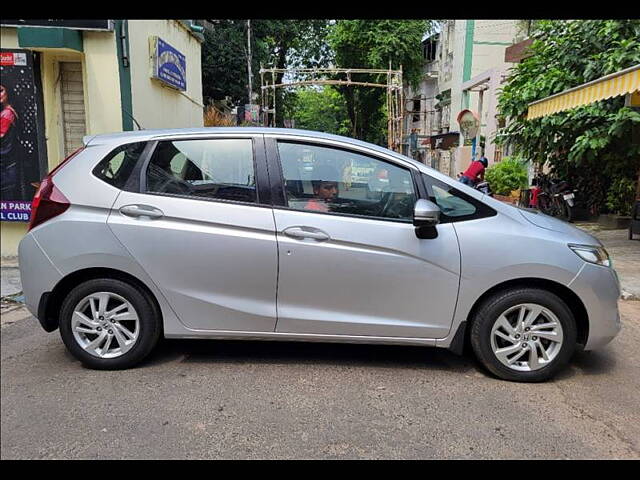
[404,20,522,177]
[1,20,204,256]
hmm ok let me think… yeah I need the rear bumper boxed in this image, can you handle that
[569,263,622,350]
[18,233,62,329]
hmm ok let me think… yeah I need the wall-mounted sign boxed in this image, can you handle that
[1,20,113,31]
[1,49,47,222]
[150,37,187,91]
[456,109,479,140]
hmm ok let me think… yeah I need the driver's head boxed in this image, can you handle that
[311,165,339,200]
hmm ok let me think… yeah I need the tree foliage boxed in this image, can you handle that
[252,20,332,126]
[498,20,640,214]
[201,20,256,106]
[201,20,331,120]
[327,20,431,144]
[290,87,351,136]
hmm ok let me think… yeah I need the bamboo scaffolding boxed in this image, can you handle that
[259,66,405,152]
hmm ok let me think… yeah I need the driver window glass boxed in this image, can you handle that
[278,141,416,221]
[145,139,256,203]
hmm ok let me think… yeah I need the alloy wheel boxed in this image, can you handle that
[71,292,140,359]
[490,303,564,372]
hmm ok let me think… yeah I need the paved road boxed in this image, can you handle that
[1,302,639,460]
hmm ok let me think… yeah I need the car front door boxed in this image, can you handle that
[108,135,278,332]
[268,138,461,339]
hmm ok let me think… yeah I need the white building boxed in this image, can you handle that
[404,20,523,176]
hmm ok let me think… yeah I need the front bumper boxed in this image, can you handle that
[568,262,622,350]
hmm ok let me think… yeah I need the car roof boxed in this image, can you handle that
[85,127,426,163]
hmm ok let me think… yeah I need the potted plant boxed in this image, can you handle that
[485,157,528,205]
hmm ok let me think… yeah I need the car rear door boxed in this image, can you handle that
[266,136,461,339]
[107,134,279,332]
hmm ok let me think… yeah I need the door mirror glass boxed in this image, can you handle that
[413,199,440,227]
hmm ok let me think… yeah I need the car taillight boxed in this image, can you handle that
[27,147,83,231]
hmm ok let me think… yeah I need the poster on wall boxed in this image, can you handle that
[150,37,187,91]
[1,49,46,222]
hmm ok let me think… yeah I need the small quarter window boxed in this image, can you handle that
[93,142,147,189]
[422,173,496,222]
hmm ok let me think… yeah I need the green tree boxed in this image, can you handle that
[498,20,640,214]
[201,20,330,119]
[290,87,351,136]
[328,20,431,144]
[252,20,332,126]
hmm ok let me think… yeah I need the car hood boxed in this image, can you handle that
[517,208,600,245]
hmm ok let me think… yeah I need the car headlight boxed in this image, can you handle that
[569,244,612,267]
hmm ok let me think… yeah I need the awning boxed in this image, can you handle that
[527,64,640,119]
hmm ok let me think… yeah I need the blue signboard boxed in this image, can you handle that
[152,37,187,91]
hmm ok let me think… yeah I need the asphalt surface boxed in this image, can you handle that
[1,301,639,460]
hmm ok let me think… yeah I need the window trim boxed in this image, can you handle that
[272,138,421,224]
[139,136,270,207]
[421,173,497,223]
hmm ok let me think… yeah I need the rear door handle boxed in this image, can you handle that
[119,204,164,219]
[282,226,330,241]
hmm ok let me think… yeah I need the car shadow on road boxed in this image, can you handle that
[143,338,483,375]
[553,347,617,380]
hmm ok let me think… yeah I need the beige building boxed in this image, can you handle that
[1,20,204,256]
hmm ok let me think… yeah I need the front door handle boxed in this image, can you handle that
[119,204,164,219]
[282,226,330,241]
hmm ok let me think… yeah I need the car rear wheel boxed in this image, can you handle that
[59,278,161,370]
[470,288,577,382]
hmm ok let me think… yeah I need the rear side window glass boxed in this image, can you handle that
[145,138,257,203]
[93,142,147,189]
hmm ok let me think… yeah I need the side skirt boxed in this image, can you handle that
[165,329,438,347]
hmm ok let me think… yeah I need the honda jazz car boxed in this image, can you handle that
[18,128,621,382]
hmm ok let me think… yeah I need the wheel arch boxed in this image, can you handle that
[42,267,163,332]
[464,278,589,350]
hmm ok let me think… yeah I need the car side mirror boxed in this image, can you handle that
[413,199,440,239]
[413,199,440,227]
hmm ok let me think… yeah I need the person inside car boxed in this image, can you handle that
[304,165,340,213]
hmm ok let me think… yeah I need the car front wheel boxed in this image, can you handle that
[59,278,161,370]
[470,288,577,382]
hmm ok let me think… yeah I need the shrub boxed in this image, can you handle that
[606,177,636,216]
[485,157,529,196]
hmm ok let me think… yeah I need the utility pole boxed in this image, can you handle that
[246,20,253,124]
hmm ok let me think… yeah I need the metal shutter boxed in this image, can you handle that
[60,62,87,157]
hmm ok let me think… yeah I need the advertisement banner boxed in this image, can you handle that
[151,37,187,91]
[1,49,46,222]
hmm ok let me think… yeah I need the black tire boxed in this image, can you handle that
[59,278,162,370]
[470,288,577,382]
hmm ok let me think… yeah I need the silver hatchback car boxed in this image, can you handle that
[19,128,621,382]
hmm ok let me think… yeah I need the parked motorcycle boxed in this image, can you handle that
[474,180,493,197]
[534,174,576,222]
